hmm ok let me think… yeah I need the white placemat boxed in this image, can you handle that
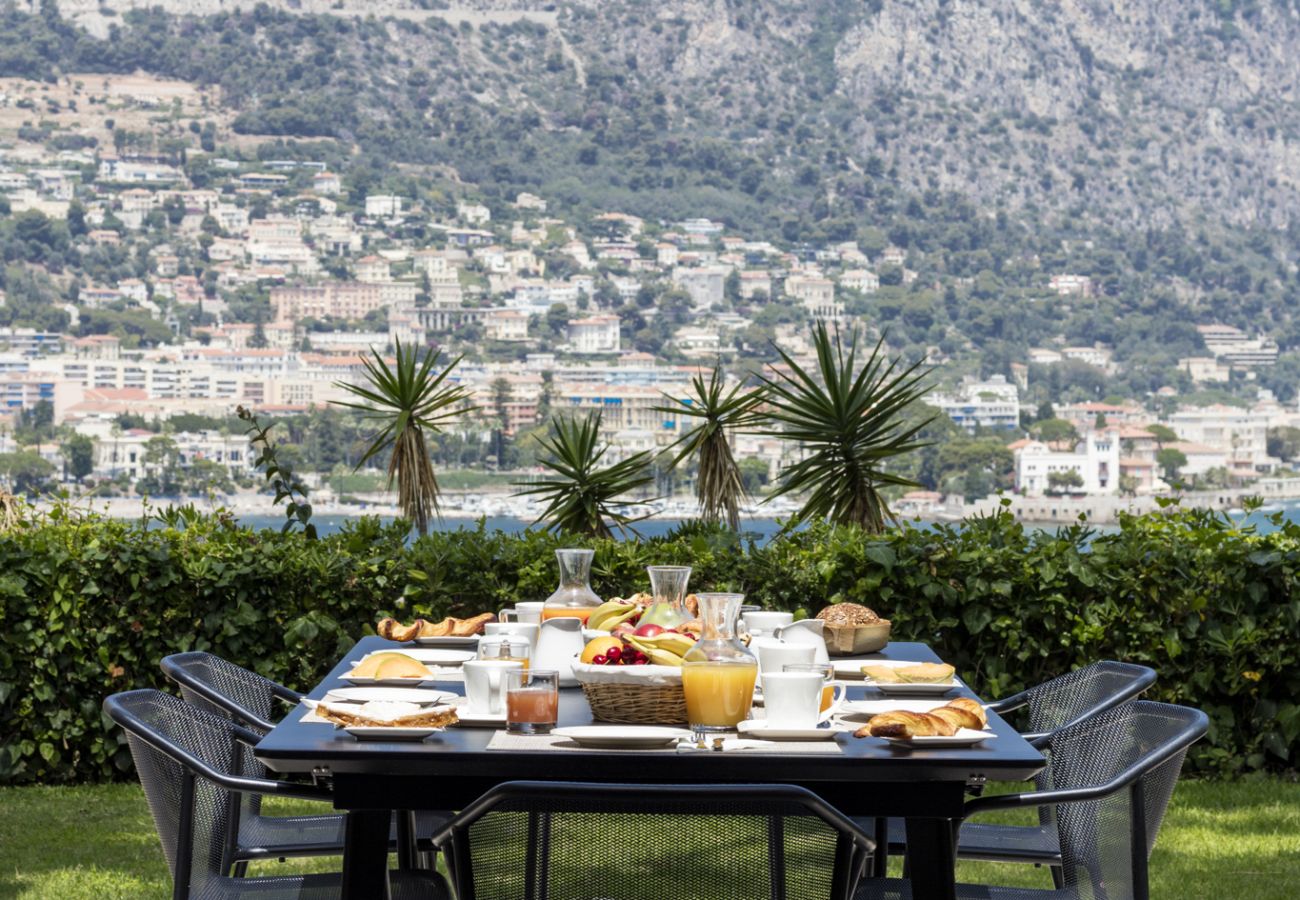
[485,730,842,754]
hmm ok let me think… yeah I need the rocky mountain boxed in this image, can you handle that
[23,0,1299,234]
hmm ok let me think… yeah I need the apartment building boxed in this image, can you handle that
[1166,404,1273,472]
[270,282,419,322]
[566,315,621,354]
[930,375,1020,431]
[785,274,841,320]
[672,267,727,309]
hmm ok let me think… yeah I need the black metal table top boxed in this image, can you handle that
[257,636,1045,785]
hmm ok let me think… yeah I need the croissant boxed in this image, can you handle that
[417,613,496,637]
[376,617,426,642]
[855,697,988,738]
[861,710,957,738]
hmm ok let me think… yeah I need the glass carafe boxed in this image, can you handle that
[542,549,602,623]
[639,565,692,629]
[681,592,758,737]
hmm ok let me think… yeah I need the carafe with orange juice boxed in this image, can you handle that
[681,592,758,738]
[541,548,602,623]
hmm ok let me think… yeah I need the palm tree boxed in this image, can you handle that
[514,412,655,538]
[333,340,474,536]
[654,364,765,530]
[756,322,933,532]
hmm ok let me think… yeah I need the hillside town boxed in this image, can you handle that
[3,81,1300,521]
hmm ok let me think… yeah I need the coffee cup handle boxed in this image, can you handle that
[830,682,847,705]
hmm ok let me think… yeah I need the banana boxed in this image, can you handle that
[587,601,638,631]
[633,632,697,657]
[644,647,685,667]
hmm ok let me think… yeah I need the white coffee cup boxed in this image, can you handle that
[742,610,794,635]
[761,672,824,729]
[462,659,523,714]
[483,622,540,648]
[500,601,545,625]
[752,638,816,674]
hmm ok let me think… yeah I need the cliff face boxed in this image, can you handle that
[35,0,1300,230]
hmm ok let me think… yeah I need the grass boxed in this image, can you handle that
[0,780,1296,898]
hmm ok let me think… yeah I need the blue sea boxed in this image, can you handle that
[232,501,1300,543]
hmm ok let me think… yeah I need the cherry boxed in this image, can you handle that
[592,655,607,665]
[606,646,622,661]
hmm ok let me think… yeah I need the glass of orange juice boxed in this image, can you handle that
[681,592,758,740]
[506,668,559,734]
[783,662,844,714]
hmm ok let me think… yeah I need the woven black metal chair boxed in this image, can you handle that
[864,660,1157,879]
[161,653,447,873]
[429,780,877,900]
[105,689,450,899]
[855,700,1207,900]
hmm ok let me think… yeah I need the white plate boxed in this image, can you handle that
[736,721,843,741]
[323,687,456,705]
[552,726,691,749]
[343,726,446,741]
[870,682,961,696]
[340,672,434,686]
[363,648,476,666]
[882,728,994,747]
[412,635,482,648]
[449,707,504,728]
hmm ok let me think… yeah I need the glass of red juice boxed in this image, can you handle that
[506,668,559,735]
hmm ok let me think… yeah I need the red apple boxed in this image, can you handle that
[634,623,665,638]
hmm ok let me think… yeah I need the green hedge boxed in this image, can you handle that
[1,504,1297,784]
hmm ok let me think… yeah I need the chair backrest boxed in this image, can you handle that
[1046,701,1206,899]
[438,781,874,900]
[1009,660,1157,740]
[160,651,299,735]
[104,689,247,899]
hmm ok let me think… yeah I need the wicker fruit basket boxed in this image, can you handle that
[572,661,687,725]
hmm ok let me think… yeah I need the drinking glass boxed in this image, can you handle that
[681,592,758,740]
[783,662,844,714]
[506,668,559,735]
[478,635,531,672]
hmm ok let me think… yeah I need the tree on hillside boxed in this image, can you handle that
[1157,448,1188,484]
[0,451,54,495]
[1146,424,1179,446]
[1031,418,1080,445]
[60,433,95,483]
[1046,469,1084,494]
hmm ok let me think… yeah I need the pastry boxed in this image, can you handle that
[377,613,496,640]
[854,697,989,738]
[376,618,425,642]
[861,662,955,684]
[316,700,458,729]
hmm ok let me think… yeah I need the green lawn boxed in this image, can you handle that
[0,779,1296,898]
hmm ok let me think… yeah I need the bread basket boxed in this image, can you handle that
[572,661,687,724]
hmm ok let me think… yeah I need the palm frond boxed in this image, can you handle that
[331,339,476,535]
[754,322,934,533]
[652,364,765,530]
[513,412,656,539]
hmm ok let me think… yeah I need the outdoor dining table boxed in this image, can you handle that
[256,636,1045,900]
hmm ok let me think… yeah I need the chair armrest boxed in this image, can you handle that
[987,690,1028,715]
[117,709,333,803]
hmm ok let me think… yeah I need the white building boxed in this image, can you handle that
[364,194,404,218]
[1166,404,1273,472]
[840,269,879,294]
[930,375,1020,431]
[1015,431,1120,496]
[485,310,530,342]
[566,315,621,354]
[785,274,841,321]
[672,267,727,310]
